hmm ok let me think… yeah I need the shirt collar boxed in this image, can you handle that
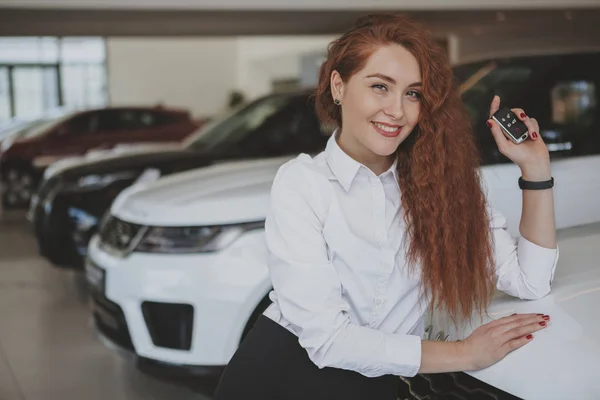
[325,130,399,192]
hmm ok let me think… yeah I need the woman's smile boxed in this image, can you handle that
[371,121,403,138]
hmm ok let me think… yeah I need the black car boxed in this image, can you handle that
[30,90,331,267]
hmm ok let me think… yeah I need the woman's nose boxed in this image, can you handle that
[383,97,404,120]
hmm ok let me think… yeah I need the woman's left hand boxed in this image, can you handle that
[486,95,551,180]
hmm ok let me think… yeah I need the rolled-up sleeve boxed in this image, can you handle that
[490,206,559,300]
[265,159,422,378]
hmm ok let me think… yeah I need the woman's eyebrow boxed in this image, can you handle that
[366,73,396,84]
[366,74,422,88]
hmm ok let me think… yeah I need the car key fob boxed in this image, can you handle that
[491,107,529,144]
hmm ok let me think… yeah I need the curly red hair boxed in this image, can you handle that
[315,13,496,323]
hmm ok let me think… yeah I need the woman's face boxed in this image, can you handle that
[331,44,422,164]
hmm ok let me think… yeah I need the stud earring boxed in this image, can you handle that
[334,99,341,105]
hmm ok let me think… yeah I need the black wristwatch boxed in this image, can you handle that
[518,176,554,190]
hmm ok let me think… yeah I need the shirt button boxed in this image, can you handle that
[375,299,382,306]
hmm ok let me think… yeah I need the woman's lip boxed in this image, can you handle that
[372,121,402,138]
[372,121,402,128]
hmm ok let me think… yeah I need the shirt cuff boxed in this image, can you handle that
[518,235,560,288]
[383,333,422,377]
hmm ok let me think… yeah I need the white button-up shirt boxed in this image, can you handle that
[263,132,559,378]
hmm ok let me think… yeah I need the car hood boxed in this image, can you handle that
[44,142,183,179]
[111,156,292,226]
[434,223,600,399]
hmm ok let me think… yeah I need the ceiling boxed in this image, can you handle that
[0,7,598,37]
[0,0,598,11]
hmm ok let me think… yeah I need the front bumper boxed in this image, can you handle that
[92,292,225,382]
[91,289,136,351]
[86,230,271,368]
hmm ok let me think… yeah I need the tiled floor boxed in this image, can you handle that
[0,211,211,400]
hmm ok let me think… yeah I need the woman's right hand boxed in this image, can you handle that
[459,313,550,371]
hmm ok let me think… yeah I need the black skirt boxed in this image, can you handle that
[213,315,399,400]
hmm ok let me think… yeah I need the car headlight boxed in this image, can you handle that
[135,221,264,254]
[76,171,138,190]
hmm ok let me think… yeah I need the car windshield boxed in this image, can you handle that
[183,93,295,153]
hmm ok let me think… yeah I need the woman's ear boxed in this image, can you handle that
[330,70,345,103]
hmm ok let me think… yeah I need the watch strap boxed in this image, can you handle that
[518,176,554,190]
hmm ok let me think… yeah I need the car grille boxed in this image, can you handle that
[98,216,144,254]
[398,372,522,400]
[142,301,194,351]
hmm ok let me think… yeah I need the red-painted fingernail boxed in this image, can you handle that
[543,315,550,320]
[526,334,533,340]
[532,132,538,139]
[486,121,492,128]
[539,321,546,326]
[520,113,526,118]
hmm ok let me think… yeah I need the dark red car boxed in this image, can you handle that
[0,106,200,208]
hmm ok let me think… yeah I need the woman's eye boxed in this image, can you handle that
[371,84,388,91]
[407,90,422,99]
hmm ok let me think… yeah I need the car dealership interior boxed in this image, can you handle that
[1,1,600,399]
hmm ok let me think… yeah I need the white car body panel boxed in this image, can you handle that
[439,224,600,399]
[88,153,600,399]
[112,156,291,226]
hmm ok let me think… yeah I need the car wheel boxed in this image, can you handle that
[2,166,35,209]
[240,293,273,344]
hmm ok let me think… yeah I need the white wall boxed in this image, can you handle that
[106,37,238,119]
[106,35,334,117]
[235,36,334,99]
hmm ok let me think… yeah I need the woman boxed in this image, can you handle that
[214,13,558,400]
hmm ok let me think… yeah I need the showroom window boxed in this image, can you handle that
[549,80,598,156]
[460,64,534,124]
[551,81,596,127]
[0,37,108,126]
